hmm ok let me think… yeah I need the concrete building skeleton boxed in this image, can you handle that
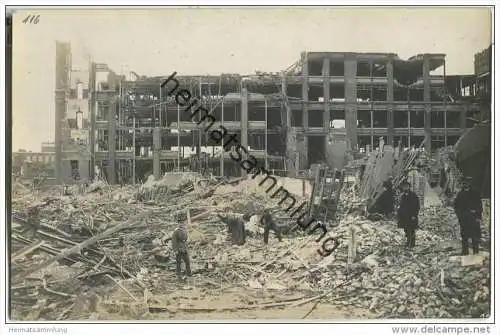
[54,42,488,184]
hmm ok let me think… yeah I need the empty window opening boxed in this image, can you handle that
[97,103,110,121]
[287,84,302,99]
[357,61,371,77]
[308,85,323,101]
[431,87,446,101]
[329,110,346,121]
[249,134,265,151]
[409,136,425,147]
[221,104,240,122]
[330,61,344,76]
[447,136,459,146]
[329,84,345,100]
[97,130,109,151]
[430,65,444,76]
[394,87,408,101]
[70,160,80,180]
[394,111,409,128]
[77,82,84,100]
[248,105,265,122]
[357,110,371,128]
[431,111,445,128]
[357,89,371,101]
[308,59,323,76]
[267,107,282,129]
[373,88,387,101]
[373,110,388,127]
[307,136,326,165]
[431,136,445,152]
[291,110,303,127]
[410,111,425,128]
[466,110,481,128]
[357,136,372,150]
[395,136,409,148]
[445,111,461,128]
[373,136,388,150]
[372,62,387,77]
[409,89,424,101]
[267,134,286,156]
[308,110,324,127]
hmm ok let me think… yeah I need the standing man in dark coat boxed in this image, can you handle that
[171,222,192,278]
[370,179,395,219]
[397,180,421,248]
[262,209,282,244]
[453,177,482,255]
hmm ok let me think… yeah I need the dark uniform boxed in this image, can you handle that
[171,226,191,277]
[397,181,420,248]
[217,214,246,246]
[454,180,482,255]
[262,210,282,244]
[372,180,395,218]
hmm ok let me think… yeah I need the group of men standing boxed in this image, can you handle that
[373,176,483,255]
[171,175,484,279]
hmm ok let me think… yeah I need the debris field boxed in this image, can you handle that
[10,171,490,320]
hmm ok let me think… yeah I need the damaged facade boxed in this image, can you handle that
[54,43,487,184]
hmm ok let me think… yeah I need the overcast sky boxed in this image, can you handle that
[12,7,491,151]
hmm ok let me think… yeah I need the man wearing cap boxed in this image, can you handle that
[171,222,192,278]
[453,177,482,255]
[397,180,421,248]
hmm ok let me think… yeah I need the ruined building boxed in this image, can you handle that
[54,42,487,184]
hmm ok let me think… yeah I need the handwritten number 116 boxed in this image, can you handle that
[22,15,40,24]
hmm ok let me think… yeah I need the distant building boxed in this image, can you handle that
[54,43,489,184]
[41,142,56,153]
[12,151,55,178]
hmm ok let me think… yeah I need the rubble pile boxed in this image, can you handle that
[303,203,490,318]
[10,172,490,320]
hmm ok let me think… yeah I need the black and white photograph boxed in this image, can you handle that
[2,3,496,333]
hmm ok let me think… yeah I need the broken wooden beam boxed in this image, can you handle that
[17,209,155,279]
[12,241,44,262]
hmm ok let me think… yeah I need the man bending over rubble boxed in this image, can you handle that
[397,180,420,248]
[172,222,192,278]
[453,177,483,255]
[217,214,247,246]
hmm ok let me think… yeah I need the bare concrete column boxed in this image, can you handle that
[107,101,116,184]
[386,58,394,146]
[153,127,161,180]
[323,57,331,131]
[344,54,358,151]
[323,57,331,164]
[302,52,309,131]
[282,72,295,175]
[423,55,432,152]
[460,105,467,133]
[241,86,249,177]
[55,92,65,184]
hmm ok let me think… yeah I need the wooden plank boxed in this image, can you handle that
[17,209,155,279]
[12,241,44,262]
